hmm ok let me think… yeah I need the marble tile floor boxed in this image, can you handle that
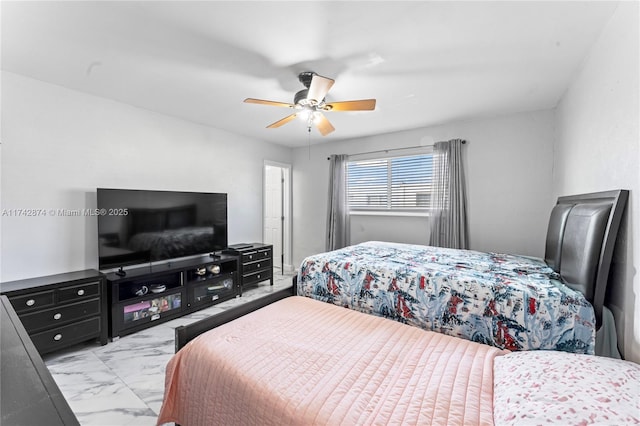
[43,271,296,426]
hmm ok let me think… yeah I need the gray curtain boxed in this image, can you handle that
[326,154,350,251]
[429,139,468,249]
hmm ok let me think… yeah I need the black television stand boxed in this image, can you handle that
[105,254,239,340]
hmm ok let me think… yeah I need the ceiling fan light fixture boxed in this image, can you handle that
[310,111,322,123]
[297,108,321,124]
[297,108,312,122]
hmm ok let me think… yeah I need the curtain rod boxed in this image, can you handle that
[327,140,466,160]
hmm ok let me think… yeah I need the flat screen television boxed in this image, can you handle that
[97,188,228,270]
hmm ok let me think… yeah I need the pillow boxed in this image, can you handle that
[493,350,640,425]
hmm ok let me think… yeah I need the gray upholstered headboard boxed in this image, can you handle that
[543,189,628,328]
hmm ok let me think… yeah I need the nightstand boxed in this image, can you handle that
[225,243,273,296]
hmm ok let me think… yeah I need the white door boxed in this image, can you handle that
[264,165,283,271]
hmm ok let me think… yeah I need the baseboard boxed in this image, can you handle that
[274,264,296,274]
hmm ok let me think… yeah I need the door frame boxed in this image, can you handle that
[263,160,293,273]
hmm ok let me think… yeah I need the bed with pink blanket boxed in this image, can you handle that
[157,190,638,425]
[157,293,639,426]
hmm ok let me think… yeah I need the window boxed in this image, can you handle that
[346,153,434,213]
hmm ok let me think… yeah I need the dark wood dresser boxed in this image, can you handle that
[0,269,108,355]
[225,243,273,295]
[1,295,79,425]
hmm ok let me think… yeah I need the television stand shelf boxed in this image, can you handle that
[105,254,239,339]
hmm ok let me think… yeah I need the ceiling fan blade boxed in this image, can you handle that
[314,113,335,136]
[324,99,376,111]
[267,113,298,129]
[307,74,335,103]
[244,98,295,108]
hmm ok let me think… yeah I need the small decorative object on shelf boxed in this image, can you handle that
[150,284,166,293]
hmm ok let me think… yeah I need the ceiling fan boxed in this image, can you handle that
[244,71,376,136]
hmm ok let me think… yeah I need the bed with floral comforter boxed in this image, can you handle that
[297,241,595,354]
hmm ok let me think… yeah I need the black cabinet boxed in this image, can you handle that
[107,269,184,339]
[0,270,108,355]
[225,243,273,295]
[186,261,236,309]
[106,254,238,339]
[1,296,79,425]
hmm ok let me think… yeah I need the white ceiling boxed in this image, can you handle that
[1,1,619,147]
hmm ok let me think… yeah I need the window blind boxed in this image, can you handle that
[346,154,434,212]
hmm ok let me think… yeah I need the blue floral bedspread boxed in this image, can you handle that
[297,241,595,354]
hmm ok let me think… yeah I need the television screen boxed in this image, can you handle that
[97,188,228,270]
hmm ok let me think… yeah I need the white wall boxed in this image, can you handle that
[553,2,639,362]
[350,214,431,247]
[0,72,291,282]
[292,109,555,266]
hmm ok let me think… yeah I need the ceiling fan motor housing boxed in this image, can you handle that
[294,89,310,106]
[298,71,316,88]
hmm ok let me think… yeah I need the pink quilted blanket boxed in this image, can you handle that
[157,296,505,425]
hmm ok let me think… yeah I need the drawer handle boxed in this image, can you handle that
[54,333,63,341]
[77,289,85,296]
[26,299,36,307]
[257,263,261,268]
[257,274,261,279]
[53,313,62,320]
[248,255,254,260]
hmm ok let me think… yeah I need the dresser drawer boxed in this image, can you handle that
[256,248,272,259]
[19,298,101,333]
[242,258,272,274]
[241,249,272,263]
[243,269,273,286]
[9,290,55,313]
[30,317,101,354]
[58,281,101,303]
